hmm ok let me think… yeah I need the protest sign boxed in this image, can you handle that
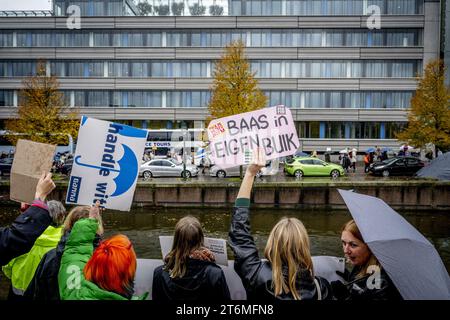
[159,235,229,266]
[10,139,56,204]
[207,105,299,169]
[65,116,147,211]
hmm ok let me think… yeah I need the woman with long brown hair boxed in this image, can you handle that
[152,216,230,301]
[229,148,332,300]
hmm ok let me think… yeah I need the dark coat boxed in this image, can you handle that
[331,266,403,300]
[0,204,51,266]
[24,233,102,300]
[229,205,333,301]
[152,258,231,301]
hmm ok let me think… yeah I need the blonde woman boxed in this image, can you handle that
[229,149,332,300]
[152,216,230,301]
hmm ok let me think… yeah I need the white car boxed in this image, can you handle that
[140,158,199,179]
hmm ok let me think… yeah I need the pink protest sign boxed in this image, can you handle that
[207,105,299,169]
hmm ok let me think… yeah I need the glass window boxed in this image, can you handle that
[131,62,148,77]
[88,91,109,107]
[0,90,13,106]
[94,32,111,46]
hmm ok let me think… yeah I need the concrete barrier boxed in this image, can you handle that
[1,180,449,210]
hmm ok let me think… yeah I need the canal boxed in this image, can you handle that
[1,206,449,299]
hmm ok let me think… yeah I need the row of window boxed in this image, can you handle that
[53,0,423,16]
[0,29,422,48]
[0,90,413,109]
[297,121,405,139]
[0,60,421,78]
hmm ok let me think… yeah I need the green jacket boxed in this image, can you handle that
[58,218,146,300]
[2,225,63,293]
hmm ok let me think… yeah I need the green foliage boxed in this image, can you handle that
[207,40,267,125]
[5,61,79,146]
[397,59,450,152]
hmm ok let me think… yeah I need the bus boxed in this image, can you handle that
[145,128,207,165]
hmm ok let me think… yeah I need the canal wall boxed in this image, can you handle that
[1,180,449,211]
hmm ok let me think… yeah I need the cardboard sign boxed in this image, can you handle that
[10,139,56,204]
[207,105,299,169]
[159,236,229,266]
[65,116,147,211]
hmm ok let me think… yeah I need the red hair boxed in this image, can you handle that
[84,234,136,298]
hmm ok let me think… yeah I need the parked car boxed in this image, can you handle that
[0,157,13,176]
[369,156,425,177]
[140,158,199,179]
[284,157,344,178]
[209,159,279,178]
[60,159,73,175]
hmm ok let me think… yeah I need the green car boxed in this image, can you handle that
[284,157,345,178]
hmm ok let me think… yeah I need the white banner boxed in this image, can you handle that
[66,116,147,211]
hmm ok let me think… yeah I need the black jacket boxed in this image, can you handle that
[229,205,333,301]
[0,204,51,266]
[152,258,231,301]
[24,233,102,300]
[331,266,403,300]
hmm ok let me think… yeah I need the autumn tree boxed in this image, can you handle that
[207,40,267,125]
[397,59,450,154]
[5,61,79,146]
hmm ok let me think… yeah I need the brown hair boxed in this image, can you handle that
[342,219,380,278]
[164,216,204,278]
[264,217,313,300]
[63,206,104,235]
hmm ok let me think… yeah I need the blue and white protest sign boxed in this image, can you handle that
[66,116,148,211]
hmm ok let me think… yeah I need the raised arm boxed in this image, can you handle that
[0,172,55,266]
[228,149,266,286]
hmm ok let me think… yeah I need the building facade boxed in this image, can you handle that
[0,0,441,152]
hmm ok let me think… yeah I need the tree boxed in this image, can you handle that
[137,1,152,16]
[397,59,450,154]
[207,40,267,124]
[5,61,79,146]
[208,40,267,178]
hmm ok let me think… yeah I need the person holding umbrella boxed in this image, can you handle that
[335,189,450,300]
[331,219,402,300]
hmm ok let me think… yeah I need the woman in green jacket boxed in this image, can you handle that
[58,201,146,300]
[2,200,67,299]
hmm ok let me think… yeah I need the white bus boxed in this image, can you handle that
[145,128,207,165]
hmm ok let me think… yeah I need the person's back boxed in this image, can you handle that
[24,205,104,300]
[152,216,230,301]
[153,257,229,301]
[229,150,333,301]
[2,200,66,299]
[58,202,145,300]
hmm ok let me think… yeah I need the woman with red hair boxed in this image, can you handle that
[58,202,146,300]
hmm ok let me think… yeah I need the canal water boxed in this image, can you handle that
[1,206,449,300]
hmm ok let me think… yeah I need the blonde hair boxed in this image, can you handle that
[164,216,203,278]
[342,219,380,278]
[63,206,104,235]
[264,217,313,300]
